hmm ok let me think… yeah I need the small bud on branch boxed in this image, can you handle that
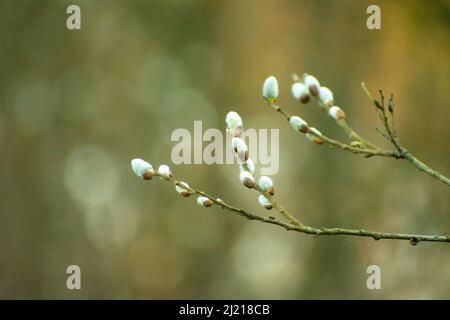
[197,196,213,207]
[240,158,255,175]
[306,128,325,145]
[157,164,172,179]
[240,171,255,189]
[259,176,275,196]
[318,86,334,107]
[258,194,273,210]
[131,158,155,180]
[291,82,310,103]
[262,75,279,102]
[329,106,346,120]
[289,115,309,133]
[232,137,249,163]
[176,181,192,197]
[304,74,320,97]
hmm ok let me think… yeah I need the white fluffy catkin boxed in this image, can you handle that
[262,76,279,101]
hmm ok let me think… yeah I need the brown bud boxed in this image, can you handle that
[267,186,275,196]
[329,106,346,120]
[309,85,319,97]
[374,99,383,110]
[203,199,214,207]
[243,178,255,189]
[300,94,310,104]
[315,138,325,145]
[388,95,394,114]
[143,170,155,180]
[299,124,309,134]
[306,131,325,145]
[336,109,345,120]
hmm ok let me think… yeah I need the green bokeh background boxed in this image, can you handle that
[0,0,449,299]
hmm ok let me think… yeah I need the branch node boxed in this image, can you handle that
[410,237,419,246]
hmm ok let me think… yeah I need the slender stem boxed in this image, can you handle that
[279,82,449,186]
[400,150,450,186]
[361,83,450,186]
[337,119,378,150]
[314,132,399,157]
[385,118,450,186]
[270,103,399,158]
[253,184,304,227]
[305,83,378,150]
[153,173,450,244]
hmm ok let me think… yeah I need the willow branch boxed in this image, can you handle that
[293,73,378,150]
[152,173,450,244]
[361,83,450,186]
[268,80,449,186]
[269,102,400,158]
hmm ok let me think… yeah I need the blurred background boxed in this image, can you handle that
[0,0,449,299]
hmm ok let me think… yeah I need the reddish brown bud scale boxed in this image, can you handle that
[336,109,346,120]
[300,94,310,104]
[143,171,155,180]
[243,179,254,189]
[203,199,214,207]
[300,125,309,134]
[315,138,325,145]
[309,85,319,97]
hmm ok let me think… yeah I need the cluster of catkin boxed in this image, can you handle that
[130,159,208,204]
[128,72,450,244]
[130,111,277,210]
[226,111,276,210]
[130,73,348,211]
[263,74,346,145]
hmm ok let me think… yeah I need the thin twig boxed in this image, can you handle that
[253,184,304,227]
[152,173,450,244]
[273,82,449,186]
[361,84,450,186]
[313,96,378,150]
[270,102,400,158]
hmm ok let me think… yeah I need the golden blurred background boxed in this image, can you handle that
[0,0,449,299]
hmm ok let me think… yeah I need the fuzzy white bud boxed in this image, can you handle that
[304,75,320,97]
[232,137,249,163]
[239,171,255,188]
[289,116,309,133]
[291,82,310,103]
[157,164,172,178]
[329,106,346,120]
[225,111,243,129]
[131,158,155,180]
[306,127,324,145]
[175,181,192,197]
[239,158,255,175]
[258,195,273,210]
[227,126,244,138]
[318,86,334,107]
[258,176,273,190]
[259,176,275,195]
[197,196,213,207]
[262,76,279,102]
